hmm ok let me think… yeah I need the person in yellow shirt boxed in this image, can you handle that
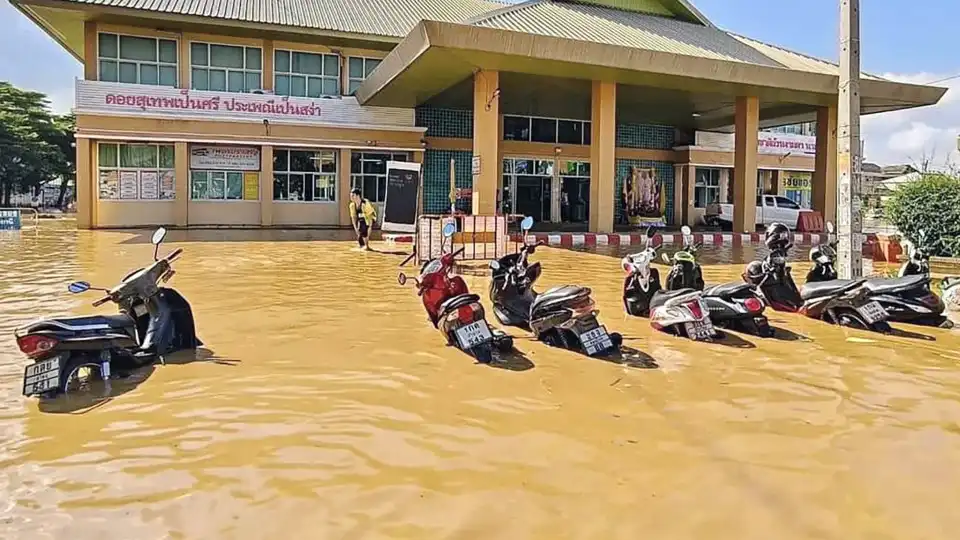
[348,188,377,250]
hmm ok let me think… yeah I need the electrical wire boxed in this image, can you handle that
[925,73,960,85]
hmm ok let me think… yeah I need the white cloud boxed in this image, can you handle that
[862,72,959,169]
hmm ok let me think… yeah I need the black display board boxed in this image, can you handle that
[382,161,421,233]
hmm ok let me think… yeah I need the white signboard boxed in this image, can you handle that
[75,80,418,130]
[190,146,260,171]
[695,131,817,156]
[139,171,159,199]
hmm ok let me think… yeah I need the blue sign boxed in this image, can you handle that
[0,210,21,231]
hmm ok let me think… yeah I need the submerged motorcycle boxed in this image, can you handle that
[621,226,717,341]
[663,226,772,337]
[399,222,513,363]
[744,222,891,332]
[491,216,622,356]
[808,227,952,328]
[15,227,201,398]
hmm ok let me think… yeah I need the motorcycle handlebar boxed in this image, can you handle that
[92,295,112,307]
[453,247,465,258]
[165,248,183,261]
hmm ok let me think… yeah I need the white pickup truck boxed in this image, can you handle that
[705,195,811,230]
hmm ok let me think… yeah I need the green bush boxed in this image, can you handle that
[884,173,960,257]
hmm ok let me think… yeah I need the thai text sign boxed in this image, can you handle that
[190,146,261,171]
[75,80,417,129]
[696,131,817,156]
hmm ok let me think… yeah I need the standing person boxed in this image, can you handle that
[349,188,377,250]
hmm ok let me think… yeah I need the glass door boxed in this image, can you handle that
[502,158,553,223]
[559,160,590,224]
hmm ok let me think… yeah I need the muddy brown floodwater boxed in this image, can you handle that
[2,221,960,539]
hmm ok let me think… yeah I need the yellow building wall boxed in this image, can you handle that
[96,202,177,228]
[188,202,261,225]
[272,203,340,226]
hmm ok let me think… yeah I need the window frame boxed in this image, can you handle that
[694,167,721,208]
[501,114,592,145]
[97,31,179,87]
[272,148,339,203]
[189,169,251,201]
[350,151,410,204]
[97,142,176,201]
[346,56,383,95]
[273,48,342,98]
[189,40,263,93]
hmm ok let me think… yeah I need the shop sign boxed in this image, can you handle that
[75,80,417,129]
[784,173,812,191]
[695,131,816,156]
[190,146,261,171]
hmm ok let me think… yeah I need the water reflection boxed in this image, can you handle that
[1,221,960,539]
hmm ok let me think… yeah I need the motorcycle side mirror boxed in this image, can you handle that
[441,223,456,238]
[621,258,632,274]
[151,227,167,261]
[681,225,692,236]
[645,226,656,238]
[397,272,407,286]
[489,260,500,271]
[520,216,534,232]
[67,281,91,294]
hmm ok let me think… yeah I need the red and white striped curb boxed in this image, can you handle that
[514,232,838,248]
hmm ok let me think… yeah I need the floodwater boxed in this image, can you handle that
[2,221,960,540]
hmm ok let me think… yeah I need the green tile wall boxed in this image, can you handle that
[416,107,473,139]
[615,159,675,224]
[422,149,474,214]
[616,123,675,150]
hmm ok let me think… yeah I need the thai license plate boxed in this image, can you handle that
[857,301,887,324]
[684,320,715,341]
[579,325,614,356]
[455,320,493,349]
[22,355,62,396]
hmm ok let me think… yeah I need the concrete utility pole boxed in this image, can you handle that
[837,0,863,279]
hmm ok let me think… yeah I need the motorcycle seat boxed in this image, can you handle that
[531,285,591,314]
[800,279,864,301]
[649,288,700,309]
[439,294,480,315]
[702,282,754,298]
[864,274,928,294]
[20,313,136,333]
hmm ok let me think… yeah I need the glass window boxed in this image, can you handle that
[557,120,587,145]
[775,196,801,210]
[503,116,530,141]
[346,57,382,95]
[191,42,263,93]
[273,148,338,202]
[191,169,257,201]
[97,142,176,201]
[98,32,177,87]
[531,118,557,143]
[694,168,721,208]
[275,49,340,98]
[559,160,590,224]
[350,152,408,203]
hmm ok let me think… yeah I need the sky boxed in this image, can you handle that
[1,0,957,166]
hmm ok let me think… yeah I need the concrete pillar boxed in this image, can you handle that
[771,170,782,196]
[174,142,189,226]
[732,96,760,233]
[684,164,696,227]
[813,105,838,224]
[262,40,274,91]
[83,22,97,81]
[589,80,616,233]
[672,164,683,226]
[75,138,93,229]
[472,70,499,216]
[260,145,274,226]
[337,148,353,226]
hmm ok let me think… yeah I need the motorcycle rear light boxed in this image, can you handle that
[920,293,942,308]
[743,297,764,313]
[17,334,59,359]
[687,301,703,320]
[457,304,478,324]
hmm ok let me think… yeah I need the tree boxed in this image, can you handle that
[884,173,960,257]
[0,82,73,207]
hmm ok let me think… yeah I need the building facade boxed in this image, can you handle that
[12,0,945,232]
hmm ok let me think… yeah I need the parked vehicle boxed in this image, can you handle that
[744,222,891,332]
[15,227,201,398]
[664,226,773,337]
[621,227,717,341]
[705,195,811,230]
[808,225,952,328]
[398,222,513,363]
[941,277,960,312]
[492,216,622,356]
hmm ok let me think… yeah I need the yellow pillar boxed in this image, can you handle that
[813,105,838,224]
[75,138,93,229]
[672,164,683,226]
[260,145,274,226]
[337,148,352,227]
[83,22,97,81]
[684,164,697,227]
[589,80,616,233]
[732,96,760,233]
[472,70,499,216]
[262,40,274,92]
[174,142,189,227]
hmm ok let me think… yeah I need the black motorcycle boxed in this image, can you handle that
[15,227,201,398]
[490,216,622,356]
[807,226,952,328]
[664,226,773,337]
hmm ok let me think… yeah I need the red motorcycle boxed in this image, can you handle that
[398,223,513,363]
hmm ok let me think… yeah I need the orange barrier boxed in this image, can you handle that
[873,234,903,263]
[796,211,824,233]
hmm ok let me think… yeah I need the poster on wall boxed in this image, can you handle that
[622,167,665,228]
[140,171,159,199]
[99,170,119,199]
[190,146,260,170]
[382,161,422,234]
[119,171,139,199]
[160,171,176,199]
[243,172,260,200]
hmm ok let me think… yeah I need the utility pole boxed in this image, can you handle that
[837,0,863,278]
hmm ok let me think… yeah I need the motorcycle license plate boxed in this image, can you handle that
[455,320,493,349]
[22,355,61,396]
[684,320,715,341]
[857,301,887,324]
[579,325,614,356]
